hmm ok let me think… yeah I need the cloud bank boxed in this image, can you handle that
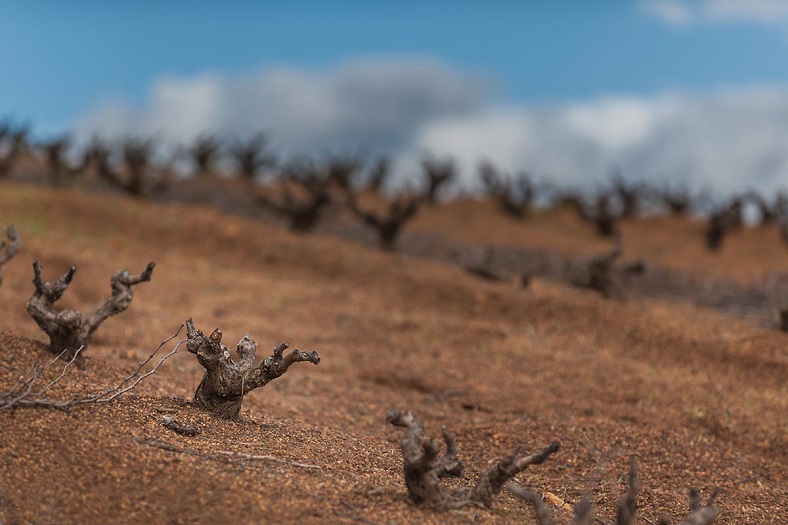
[75,58,488,158]
[639,0,788,27]
[74,57,788,194]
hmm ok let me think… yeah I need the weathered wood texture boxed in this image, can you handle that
[184,318,320,419]
[27,260,154,359]
[386,410,559,510]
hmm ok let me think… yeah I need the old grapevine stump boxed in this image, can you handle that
[0,224,21,286]
[386,410,560,510]
[184,318,320,419]
[27,260,155,360]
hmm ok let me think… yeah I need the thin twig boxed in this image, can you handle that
[214,449,322,469]
[133,437,322,470]
[0,325,182,410]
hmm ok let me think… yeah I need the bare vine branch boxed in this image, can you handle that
[386,410,559,510]
[27,260,155,359]
[0,326,181,410]
[479,160,536,219]
[421,155,456,204]
[0,224,21,286]
[0,120,28,178]
[257,163,333,232]
[184,317,320,419]
[387,415,719,524]
[348,192,421,251]
[505,484,555,525]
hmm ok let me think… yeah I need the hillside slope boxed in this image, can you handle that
[0,182,785,524]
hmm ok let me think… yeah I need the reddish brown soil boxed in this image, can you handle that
[0,180,785,524]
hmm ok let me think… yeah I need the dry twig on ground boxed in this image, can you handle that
[184,317,320,420]
[27,260,155,360]
[0,326,180,410]
[133,436,322,469]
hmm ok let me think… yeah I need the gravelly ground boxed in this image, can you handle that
[0,178,785,524]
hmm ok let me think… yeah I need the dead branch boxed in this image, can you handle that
[0,326,180,410]
[659,183,694,216]
[257,163,333,232]
[161,415,199,436]
[470,441,561,508]
[96,137,170,197]
[188,133,223,177]
[610,171,647,219]
[213,450,322,469]
[326,155,361,191]
[705,213,725,251]
[348,192,421,251]
[616,457,640,525]
[705,197,743,251]
[0,224,21,286]
[386,410,559,510]
[230,132,276,181]
[133,437,322,469]
[0,120,28,178]
[27,260,155,359]
[387,416,720,523]
[421,155,456,204]
[744,190,786,226]
[479,160,535,219]
[184,317,320,420]
[659,489,720,525]
[365,157,390,194]
[573,498,595,525]
[505,484,555,525]
[566,190,620,237]
[589,194,618,237]
[39,135,91,186]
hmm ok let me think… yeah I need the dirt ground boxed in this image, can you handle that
[0,179,786,524]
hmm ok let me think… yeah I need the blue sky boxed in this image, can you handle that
[4,1,788,191]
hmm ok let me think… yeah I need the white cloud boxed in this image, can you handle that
[74,57,488,157]
[405,86,788,194]
[639,0,788,26]
[703,0,788,24]
[74,58,788,196]
[639,0,693,27]
[561,98,657,151]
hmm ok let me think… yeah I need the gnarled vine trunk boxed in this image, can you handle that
[27,260,154,360]
[184,318,320,419]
